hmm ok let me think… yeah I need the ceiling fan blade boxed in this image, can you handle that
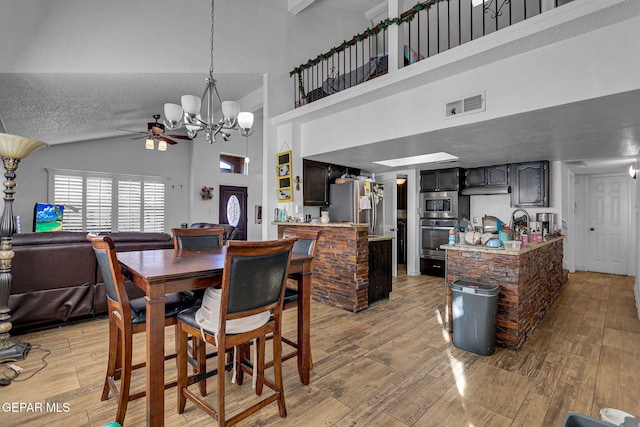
[163,137,179,145]
[117,128,148,135]
[130,135,150,140]
[165,134,192,140]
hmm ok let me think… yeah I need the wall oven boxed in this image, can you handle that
[419,191,460,219]
[420,219,456,260]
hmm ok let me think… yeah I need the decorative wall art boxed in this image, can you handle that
[200,186,214,200]
[277,150,292,202]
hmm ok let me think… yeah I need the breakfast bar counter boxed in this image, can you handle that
[444,237,566,350]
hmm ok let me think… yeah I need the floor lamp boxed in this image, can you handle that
[0,133,47,363]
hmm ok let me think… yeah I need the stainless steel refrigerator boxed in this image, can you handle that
[328,180,385,235]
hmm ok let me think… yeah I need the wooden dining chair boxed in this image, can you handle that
[176,238,296,427]
[276,228,320,366]
[171,226,225,395]
[172,227,224,250]
[88,235,198,425]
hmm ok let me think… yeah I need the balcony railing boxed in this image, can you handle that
[290,0,572,108]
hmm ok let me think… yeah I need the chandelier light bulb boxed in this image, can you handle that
[222,101,239,120]
[238,112,254,131]
[164,103,183,125]
[181,95,202,116]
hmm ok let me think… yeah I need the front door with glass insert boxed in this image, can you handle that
[219,185,248,240]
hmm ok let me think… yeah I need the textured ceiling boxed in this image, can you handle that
[0,73,263,145]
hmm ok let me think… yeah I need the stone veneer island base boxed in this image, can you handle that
[445,237,567,350]
[277,223,391,312]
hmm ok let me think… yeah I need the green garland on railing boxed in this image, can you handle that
[290,0,447,79]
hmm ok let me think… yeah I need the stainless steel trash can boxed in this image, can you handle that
[450,279,500,356]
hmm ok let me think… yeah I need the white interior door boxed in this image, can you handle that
[379,176,397,277]
[586,174,630,274]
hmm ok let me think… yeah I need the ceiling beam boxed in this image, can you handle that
[288,0,316,15]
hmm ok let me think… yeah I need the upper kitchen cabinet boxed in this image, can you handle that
[303,159,330,206]
[420,168,461,192]
[464,164,510,187]
[511,161,549,207]
[303,160,361,206]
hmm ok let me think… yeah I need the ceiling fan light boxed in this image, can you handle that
[221,101,239,120]
[158,140,167,151]
[237,112,254,131]
[629,165,637,179]
[181,95,202,116]
[145,138,155,150]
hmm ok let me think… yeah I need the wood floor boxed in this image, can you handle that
[4,270,640,426]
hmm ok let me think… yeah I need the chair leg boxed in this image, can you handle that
[177,324,189,414]
[102,319,119,401]
[115,326,133,425]
[255,337,265,395]
[217,348,227,426]
[272,330,287,418]
[195,336,207,396]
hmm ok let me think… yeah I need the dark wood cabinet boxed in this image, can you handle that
[368,238,392,305]
[420,168,461,192]
[511,161,549,207]
[303,160,362,206]
[303,160,330,206]
[486,164,510,186]
[464,164,510,187]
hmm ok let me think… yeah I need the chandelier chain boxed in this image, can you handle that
[209,0,215,75]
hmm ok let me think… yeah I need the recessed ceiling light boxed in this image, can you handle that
[374,152,459,167]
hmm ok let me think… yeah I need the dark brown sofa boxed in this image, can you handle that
[9,231,173,333]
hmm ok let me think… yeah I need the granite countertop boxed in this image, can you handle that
[441,236,564,255]
[273,222,368,228]
[368,235,394,242]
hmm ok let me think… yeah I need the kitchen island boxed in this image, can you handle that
[444,236,566,350]
[276,222,392,312]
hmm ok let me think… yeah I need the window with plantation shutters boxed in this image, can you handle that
[48,169,166,233]
[143,181,165,232]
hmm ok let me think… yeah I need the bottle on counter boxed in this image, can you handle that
[448,229,456,246]
[521,228,528,246]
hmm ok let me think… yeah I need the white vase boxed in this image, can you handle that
[320,211,330,224]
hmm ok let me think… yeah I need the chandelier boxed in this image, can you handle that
[163,0,254,144]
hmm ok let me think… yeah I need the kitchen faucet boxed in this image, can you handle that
[510,209,530,239]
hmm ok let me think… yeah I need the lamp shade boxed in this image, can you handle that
[181,95,202,115]
[158,140,167,151]
[145,138,155,150]
[0,133,48,159]
[237,112,254,130]
[221,101,239,119]
[164,103,183,122]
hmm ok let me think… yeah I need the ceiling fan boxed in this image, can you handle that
[119,115,192,149]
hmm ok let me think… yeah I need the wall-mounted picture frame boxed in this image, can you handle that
[276,150,292,202]
[255,205,262,224]
[278,188,292,202]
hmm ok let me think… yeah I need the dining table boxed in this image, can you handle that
[117,245,314,427]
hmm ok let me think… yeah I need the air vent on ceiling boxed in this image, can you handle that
[445,91,485,118]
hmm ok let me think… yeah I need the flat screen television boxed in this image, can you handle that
[33,203,64,232]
